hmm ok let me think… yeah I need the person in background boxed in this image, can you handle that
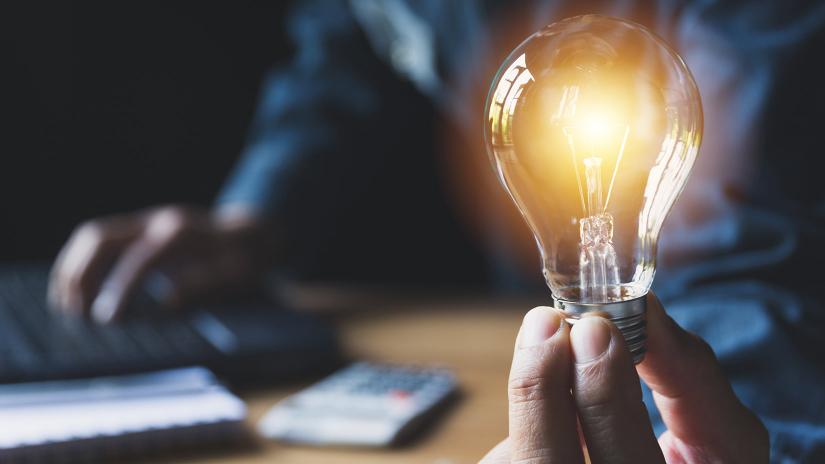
[49,1,825,460]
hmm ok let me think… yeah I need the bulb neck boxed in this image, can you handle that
[552,294,647,364]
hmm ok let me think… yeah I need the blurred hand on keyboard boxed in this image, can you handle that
[49,205,276,323]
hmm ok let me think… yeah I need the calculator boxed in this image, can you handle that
[257,362,458,447]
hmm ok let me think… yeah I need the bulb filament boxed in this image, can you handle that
[556,85,631,302]
[579,156,620,302]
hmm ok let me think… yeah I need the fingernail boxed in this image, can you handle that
[571,316,612,363]
[91,290,117,324]
[519,307,563,348]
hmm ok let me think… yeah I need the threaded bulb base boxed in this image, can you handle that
[552,294,647,364]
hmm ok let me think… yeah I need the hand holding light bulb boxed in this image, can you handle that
[479,296,768,464]
[480,16,766,463]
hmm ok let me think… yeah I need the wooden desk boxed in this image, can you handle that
[173,293,539,464]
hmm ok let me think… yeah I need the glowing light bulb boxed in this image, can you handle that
[484,15,702,362]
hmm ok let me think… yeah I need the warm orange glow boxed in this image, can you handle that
[484,15,702,302]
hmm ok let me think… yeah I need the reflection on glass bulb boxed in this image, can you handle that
[484,15,702,362]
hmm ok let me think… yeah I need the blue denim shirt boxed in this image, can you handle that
[219,1,825,460]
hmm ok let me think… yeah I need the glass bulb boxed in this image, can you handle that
[484,15,702,361]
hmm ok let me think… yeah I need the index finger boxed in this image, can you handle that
[48,217,140,315]
[90,210,192,323]
[570,316,664,464]
[637,294,768,457]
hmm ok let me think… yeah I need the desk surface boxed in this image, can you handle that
[174,293,538,464]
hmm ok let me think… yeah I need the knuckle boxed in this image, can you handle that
[155,205,188,218]
[574,361,611,402]
[509,365,548,405]
[73,221,107,246]
[576,358,608,385]
[574,354,640,410]
[688,332,718,362]
[509,378,546,406]
[577,378,640,420]
[576,397,615,421]
[148,207,191,240]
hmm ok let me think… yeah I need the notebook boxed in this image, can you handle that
[0,367,247,462]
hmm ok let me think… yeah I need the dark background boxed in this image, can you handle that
[1,2,291,261]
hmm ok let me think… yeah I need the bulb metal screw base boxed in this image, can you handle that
[552,294,647,364]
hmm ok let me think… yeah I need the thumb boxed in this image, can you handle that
[507,307,583,463]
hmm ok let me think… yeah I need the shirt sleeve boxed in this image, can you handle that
[216,0,417,216]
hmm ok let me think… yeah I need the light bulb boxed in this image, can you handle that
[484,15,702,362]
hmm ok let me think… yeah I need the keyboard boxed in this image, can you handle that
[0,265,341,385]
